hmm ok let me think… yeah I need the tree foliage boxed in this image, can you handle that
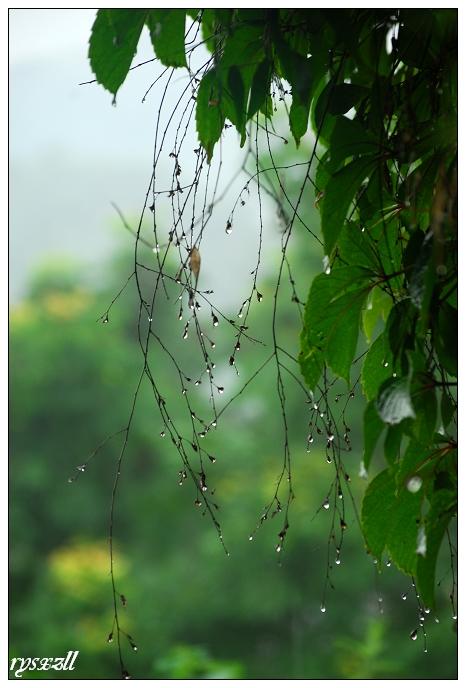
[87,7,457,674]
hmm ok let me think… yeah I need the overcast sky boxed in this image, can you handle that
[9,9,283,307]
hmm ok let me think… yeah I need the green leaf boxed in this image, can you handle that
[384,423,404,465]
[289,101,311,146]
[300,267,373,386]
[395,439,438,491]
[146,10,187,68]
[328,116,379,171]
[433,302,457,376]
[376,376,416,425]
[386,486,424,575]
[441,391,455,429]
[298,343,324,391]
[275,41,318,146]
[227,66,246,140]
[195,69,225,162]
[89,9,147,98]
[362,287,393,343]
[416,489,456,609]
[247,60,271,119]
[320,156,377,255]
[362,467,425,576]
[363,400,384,470]
[386,300,417,365]
[411,373,437,442]
[361,469,397,563]
[361,332,393,401]
[315,81,368,131]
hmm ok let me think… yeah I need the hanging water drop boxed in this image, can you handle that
[386,559,391,567]
[212,313,219,327]
[401,592,407,600]
[410,629,418,641]
[160,430,166,438]
[107,632,114,643]
[320,604,326,613]
[256,291,263,303]
[323,498,330,510]
[225,221,232,234]
[77,464,86,472]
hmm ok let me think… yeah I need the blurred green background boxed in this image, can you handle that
[9,8,456,680]
[9,230,457,680]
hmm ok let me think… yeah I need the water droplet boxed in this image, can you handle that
[383,361,389,368]
[335,558,341,565]
[323,255,331,275]
[249,535,253,541]
[410,629,418,641]
[77,464,86,472]
[425,608,430,614]
[256,291,263,303]
[148,316,153,322]
[123,670,131,679]
[212,314,219,327]
[225,221,232,234]
[102,315,109,324]
[436,264,447,276]
[401,593,407,600]
[452,614,457,620]
[406,476,422,493]
[160,431,166,438]
[107,632,114,643]
[340,519,347,530]
[386,559,391,567]
[276,544,281,553]
[320,604,326,613]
